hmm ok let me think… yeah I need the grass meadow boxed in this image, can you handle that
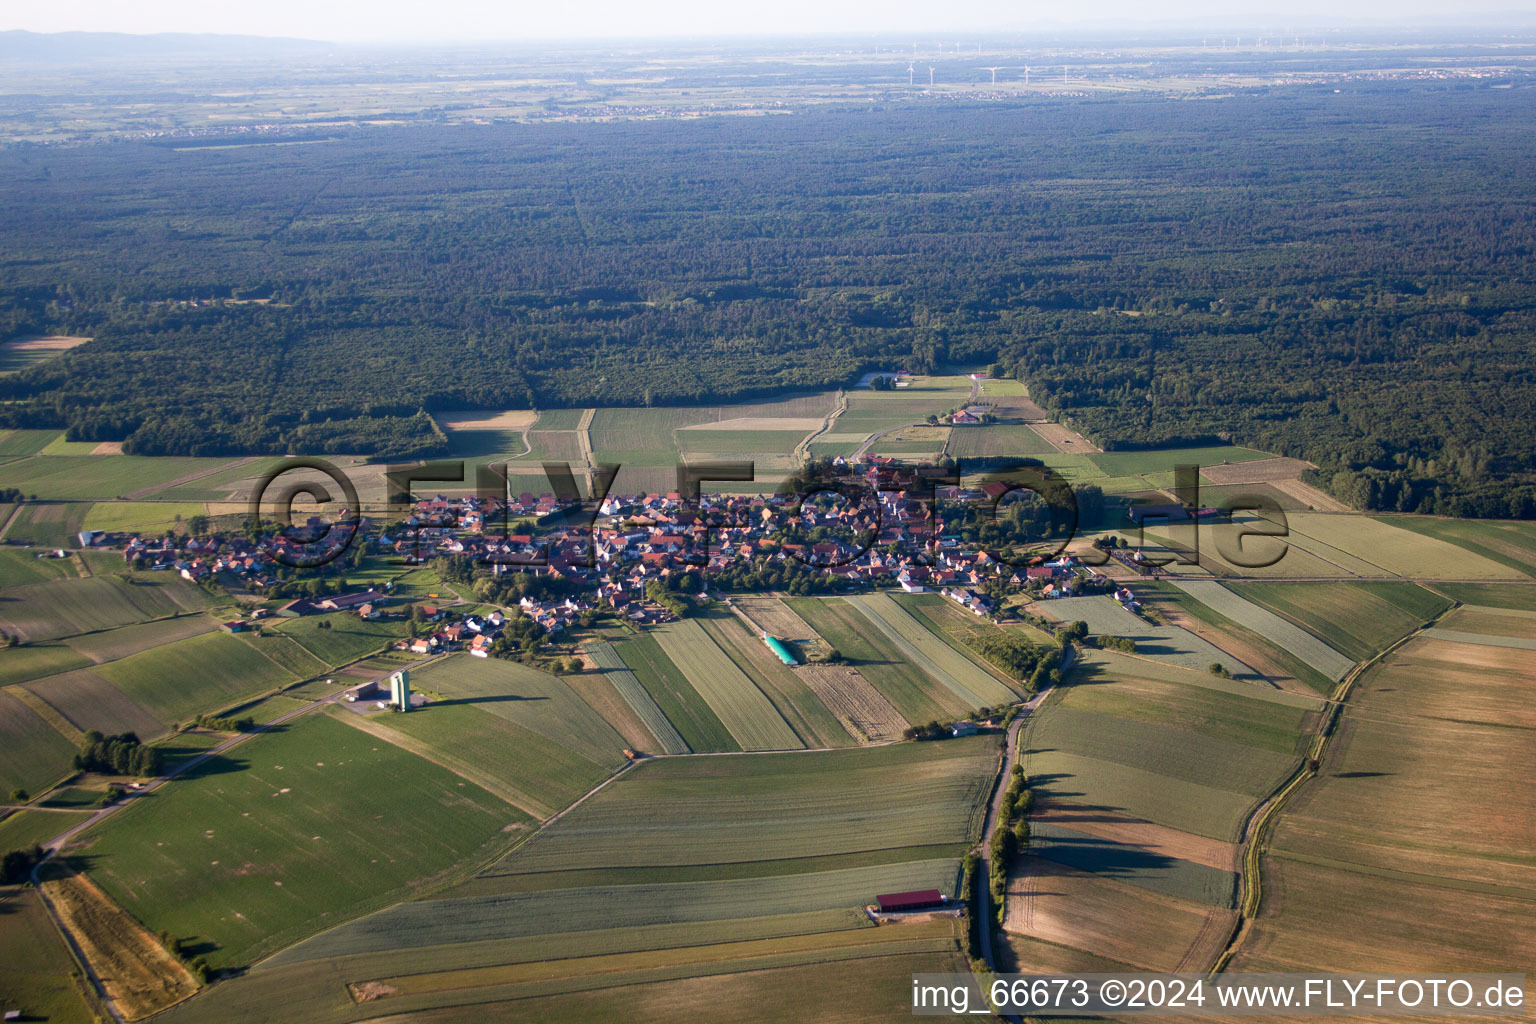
[80,713,524,970]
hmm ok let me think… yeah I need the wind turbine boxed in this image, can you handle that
[928,66,935,87]
[1023,66,1030,85]
[907,63,914,85]
[981,66,1002,84]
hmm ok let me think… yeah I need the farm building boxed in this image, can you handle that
[763,635,798,666]
[344,680,378,702]
[876,889,946,913]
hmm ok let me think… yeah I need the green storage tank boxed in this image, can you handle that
[764,635,798,666]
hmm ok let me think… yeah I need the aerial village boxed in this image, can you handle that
[56,456,1183,655]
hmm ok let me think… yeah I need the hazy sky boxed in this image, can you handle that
[9,0,1536,44]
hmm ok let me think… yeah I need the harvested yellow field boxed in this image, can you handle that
[797,664,907,743]
[3,334,91,353]
[1200,457,1313,485]
[435,409,538,431]
[41,869,198,1021]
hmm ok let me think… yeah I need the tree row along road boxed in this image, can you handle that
[975,647,1066,973]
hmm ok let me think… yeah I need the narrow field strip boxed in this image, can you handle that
[586,640,689,753]
[850,593,1015,707]
[1419,628,1536,651]
[362,921,955,999]
[652,620,802,750]
[1171,580,1356,681]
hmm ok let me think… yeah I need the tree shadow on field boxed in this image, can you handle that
[430,694,549,708]
[176,754,252,782]
[1059,662,1122,688]
[1332,771,1392,779]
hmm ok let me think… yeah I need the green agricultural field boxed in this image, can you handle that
[1087,446,1272,477]
[585,640,689,754]
[1060,657,1317,756]
[269,615,403,667]
[80,713,526,970]
[61,613,219,664]
[351,702,609,820]
[787,597,966,724]
[0,573,219,644]
[1169,581,1356,681]
[1138,582,1333,693]
[0,642,91,686]
[1429,582,1536,611]
[24,669,166,738]
[410,655,630,768]
[848,594,1016,708]
[1035,595,1259,678]
[237,630,329,678]
[268,857,962,965]
[1020,747,1258,843]
[889,593,1031,697]
[1231,581,1450,662]
[0,429,62,458]
[1029,706,1297,801]
[698,613,852,748]
[0,546,76,588]
[1372,516,1536,577]
[138,456,288,502]
[168,909,880,1024]
[946,423,1057,459]
[81,500,208,535]
[0,689,76,797]
[676,429,813,456]
[95,631,298,726]
[0,455,231,501]
[3,501,90,548]
[0,887,96,1024]
[652,620,802,750]
[490,738,997,877]
[0,807,91,852]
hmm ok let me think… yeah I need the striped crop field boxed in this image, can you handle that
[1170,580,1356,682]
[587,640,689,753]
[1229,581,1450,662]
[492,738,998,876]
[610,634,739,753]
[652,619,802,750]
[848,593,1016,707]
[268,859,963,965]
[0,574,211,644]
[787,597,968,724]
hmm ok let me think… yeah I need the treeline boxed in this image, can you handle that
[967,633,1061,691]
[74,731,161,776]
[195,714,255,732]
[989,765,1033,924]
[2,89,1535,514]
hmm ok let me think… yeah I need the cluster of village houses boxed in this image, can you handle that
[72,458,1132,645]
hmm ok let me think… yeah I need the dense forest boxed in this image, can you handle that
[1,83,1533,515]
